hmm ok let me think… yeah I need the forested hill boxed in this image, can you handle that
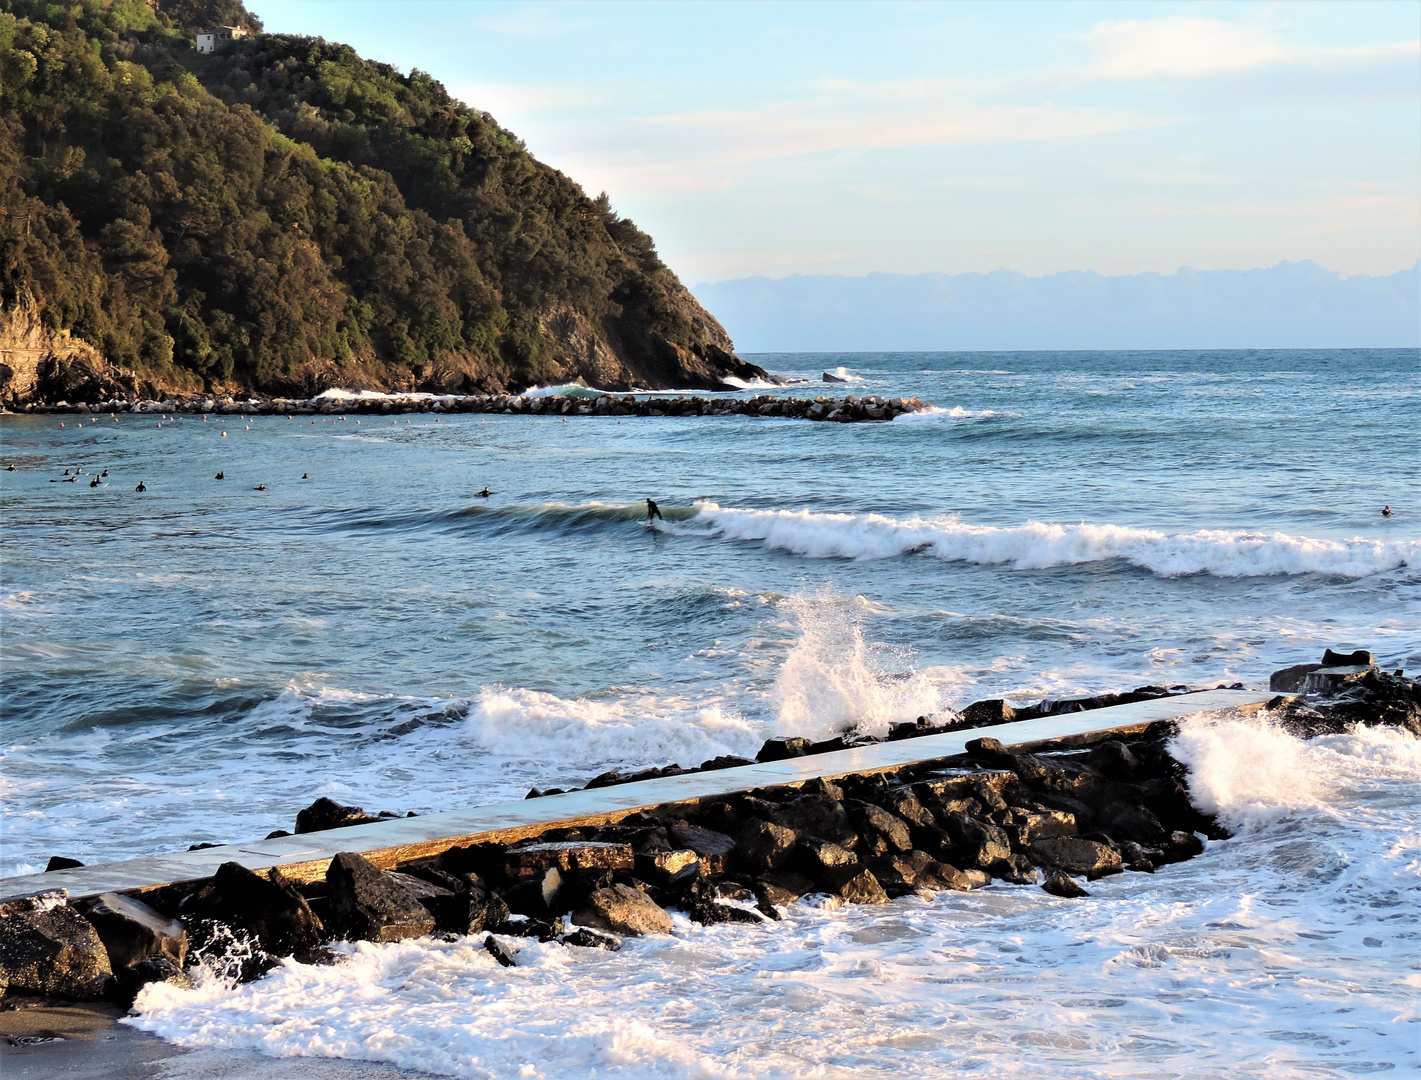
[0,0,765,402]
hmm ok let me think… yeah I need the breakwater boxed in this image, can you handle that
[8,391,931,422]
[3,657,1414,1010]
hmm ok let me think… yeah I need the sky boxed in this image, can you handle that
[251,1,1421,285]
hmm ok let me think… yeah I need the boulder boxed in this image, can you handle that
[1269,663,1321,693]
[989,854,1039,885]
[1097,802,1167,844]
[117,955,192,1002]
[768,795,858,847]
[942,812,1012,868]
[1028,837,1123,878]
[326,852,436,942]
[1084,741,1142,781]
[735,820,797,872]
[423,887,509,935]
[294,797,374,834]
[879,788,936,830]
[756,871,815,907]
[504,841,633,879]
[960,700,1016,726]
[634,848,701,883]
[0,892,113,1000]
[848,801,912,856]
[1041,870,1089,898]
[74,892,187,971]
[794,837,859,880]
[667,821,737,875]
[45,856,84,872]
[755,738,812,761]
[574,884,673,936]
[1006,810,1077,848]
[561,927,622,951]
[825,867,889,905]
[502,867,565,917]
[484,935,518,967]
[209,862,325,955]
[1323,648,1374,667]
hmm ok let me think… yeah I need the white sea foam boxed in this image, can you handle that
[126,717,1421,1078]
[679,503,1420,578]
[520,383,605,399]
[892,404,1002,422]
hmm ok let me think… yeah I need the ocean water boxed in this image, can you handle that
[2,349,1419,1075]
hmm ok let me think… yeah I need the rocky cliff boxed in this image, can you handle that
[0,0,765,406]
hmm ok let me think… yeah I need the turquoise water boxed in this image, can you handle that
[2,349,1418,870]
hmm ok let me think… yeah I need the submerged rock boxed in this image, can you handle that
[294,797,374,834]
[1041,870,1090,898]
[204,862,325,956]
[1028,837,1123,879]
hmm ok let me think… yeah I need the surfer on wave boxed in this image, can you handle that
[646,498,662,521]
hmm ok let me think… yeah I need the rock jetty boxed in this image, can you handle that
[2,652,1414,1009]
[9,392,931,423]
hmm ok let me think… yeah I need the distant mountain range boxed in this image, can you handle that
[693,261,1420,352]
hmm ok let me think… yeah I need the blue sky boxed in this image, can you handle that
[252,1,1420,284]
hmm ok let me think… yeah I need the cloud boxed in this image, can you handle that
[1082,17,1418,81]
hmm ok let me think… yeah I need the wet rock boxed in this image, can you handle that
[1158,830,1205,864]
[794,837,859,880]
[294,797,374,834]
[879,788,936,829]
[1302,665,1377,696]
[73,893,186,971]
[117,955,192,1003]
[44,857,83,872]
[696,800,741,833]
[1096,802,1168,844]
[1118,841,1158,873]
[207,862,325,955]
[0,892,113,1000]
[574,884,673,936]
[735,820,797,872]
[1269,663,1321,693]
[1084,741,1142,782]
[699,754,756,771]
[942,812,1012,868]
[484,935,518,967]
[848,801,912,857]
[989,854,1039,885]
[424,886,510,935]
[1323,648,1374,667]
[667,821,737,875]
[325,852,436,942]
[502,867,565,917]
[1023,790,1096,828]
[960,700,1016,727]
[561,927,622,951]
[826,867,890,905]
[756,871,816,906]
[1005,810,1077,849]
[1028,837,1123,878]
[769,795,858,848]
[1041,870,1090,898]
[804,776,844,802]
[873,850,939,894]
[504,841,633,879]
[634,848,701,883]
[756,736,811,762]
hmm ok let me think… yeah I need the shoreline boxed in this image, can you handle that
[2,391,931,423]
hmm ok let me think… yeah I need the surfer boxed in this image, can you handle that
[1382,505,1392,517]
[89,476,100,487]
[646,498,662,521]
[475,486,491,498]
[134,481,146,492]
[215,471,224,480]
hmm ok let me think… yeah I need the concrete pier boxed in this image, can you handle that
[0,688,1272,903]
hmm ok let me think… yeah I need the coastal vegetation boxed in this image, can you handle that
[0,0,760,400]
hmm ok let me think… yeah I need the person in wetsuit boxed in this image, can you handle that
[646,498,662,521]
[1382,505,1393,517]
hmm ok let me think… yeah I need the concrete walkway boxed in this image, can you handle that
[1,688,1272,903]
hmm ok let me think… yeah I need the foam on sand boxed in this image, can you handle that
[678,503,1419,579]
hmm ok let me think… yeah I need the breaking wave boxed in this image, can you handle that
[676,503,1419,579]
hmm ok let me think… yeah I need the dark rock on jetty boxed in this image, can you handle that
[5,654,1413,1007]
[16,391,931,424]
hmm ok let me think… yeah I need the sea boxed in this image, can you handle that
[2,348,1419,1077]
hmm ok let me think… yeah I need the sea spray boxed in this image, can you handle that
[771,588,941,739]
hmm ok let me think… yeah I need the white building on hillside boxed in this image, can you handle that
[195,26,248,54]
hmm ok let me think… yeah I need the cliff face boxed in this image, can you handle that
[0,1,764,405]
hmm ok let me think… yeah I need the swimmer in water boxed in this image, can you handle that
[135,481,146,492]
[254,483,266,491]
[1382,505,1392,517]
[215,471,224,480]
[646,498,662,521]
[475,486,491,498]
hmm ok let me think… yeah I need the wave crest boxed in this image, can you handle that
[678,503,1418,579]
